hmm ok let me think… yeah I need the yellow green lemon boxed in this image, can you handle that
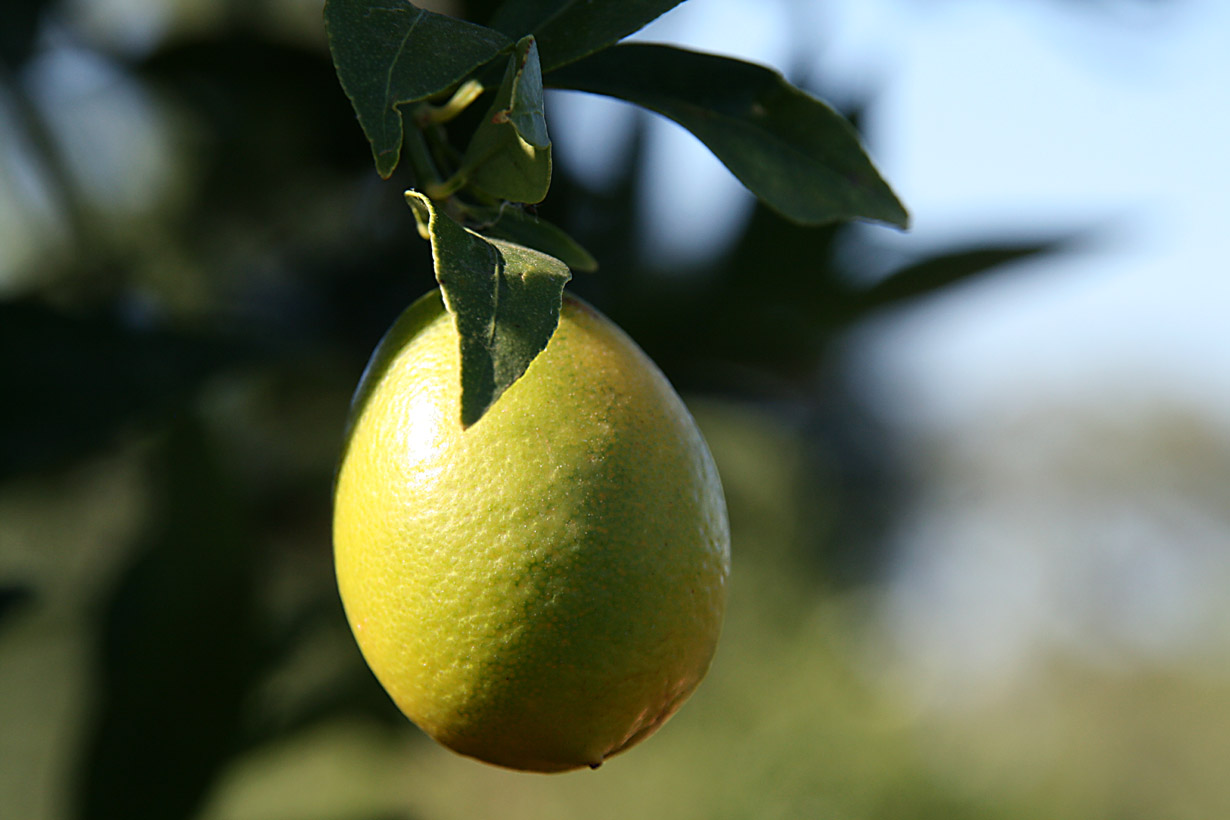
[333,290,730,772]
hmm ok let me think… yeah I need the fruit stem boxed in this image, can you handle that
[424,171,467,202]
[415,80,485,126]
[404,128,445,192]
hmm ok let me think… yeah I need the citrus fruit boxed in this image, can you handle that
[332,289,730,772]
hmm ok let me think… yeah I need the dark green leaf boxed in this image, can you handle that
[406,191,571,427]
[853,238,1075,314]
[0,0,54,70]
[476,206,598,272]
[461,36,552,203]
[324,0,512,178]
[485,236,574,381]
[505,37,550,148]
[490,0,685,71]
[549,44,910,228]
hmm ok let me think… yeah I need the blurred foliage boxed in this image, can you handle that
[0,298,254,480]
[75,419,260,820]
[1,2,1224,820]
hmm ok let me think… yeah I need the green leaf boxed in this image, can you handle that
[490,0,685,72]
[477,206,598,272]
[505,37,550,148]
[852,237,1074,314]
[406,191,571,427]
[324,0,512,178]
[461,36,552,203]
[549,44,910,228]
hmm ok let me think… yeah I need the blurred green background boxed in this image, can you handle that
[3,1,1229,819]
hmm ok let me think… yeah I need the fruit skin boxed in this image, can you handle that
[333,289,730,773]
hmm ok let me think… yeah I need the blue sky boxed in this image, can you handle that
[836,0,1230,431]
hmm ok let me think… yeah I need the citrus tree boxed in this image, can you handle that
[0,0,1071,817]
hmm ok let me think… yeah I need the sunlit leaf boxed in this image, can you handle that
[461,36,552,203]
[476,206,598,272]
[406,191,571,427]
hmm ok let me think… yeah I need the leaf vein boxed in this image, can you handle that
[382,10,424,141]
[529,1,579,35]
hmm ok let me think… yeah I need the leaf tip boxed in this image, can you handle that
[375,148,400,179]
[887,203,911,231]
[458,402,487,430]
[404,190,432,238]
